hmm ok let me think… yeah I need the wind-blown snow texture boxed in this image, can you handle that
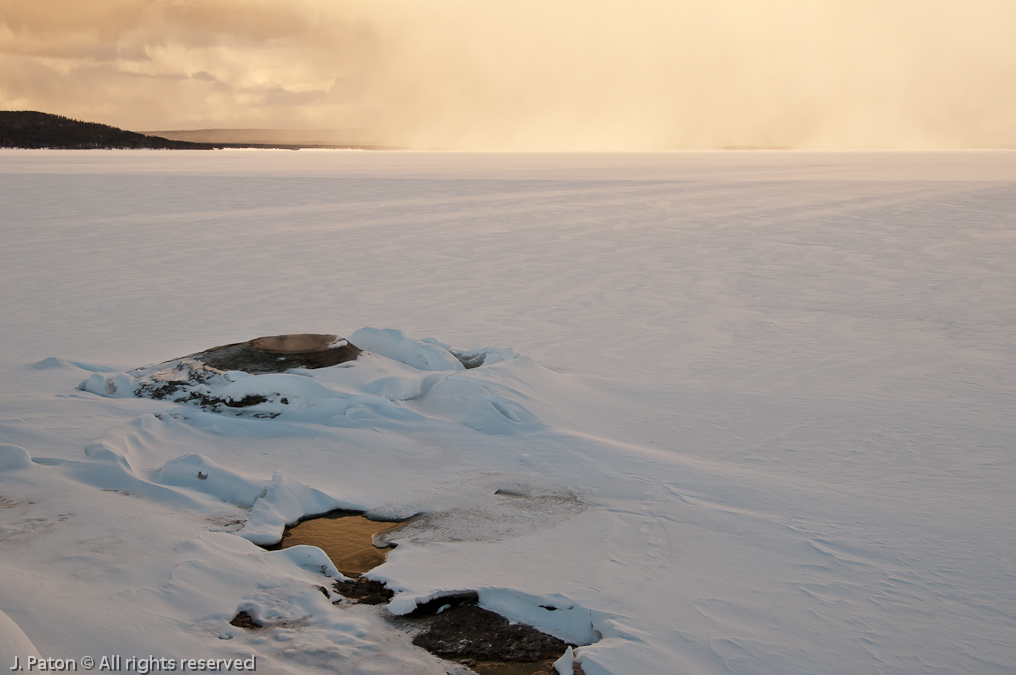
[1,150,1015,674]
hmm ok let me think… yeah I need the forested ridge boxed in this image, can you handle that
[0,111,216,149]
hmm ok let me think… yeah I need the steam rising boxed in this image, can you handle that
[1,0,1014,149]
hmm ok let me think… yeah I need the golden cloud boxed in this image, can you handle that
[1,0,1014,149]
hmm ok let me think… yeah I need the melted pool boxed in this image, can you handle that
[273,510,400,576]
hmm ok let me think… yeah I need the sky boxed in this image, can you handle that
[1,0,1015,150]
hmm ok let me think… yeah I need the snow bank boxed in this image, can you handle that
[242,472,349,546]
[31,356,114,372]
[266,545,342,579]
[4,151,1016,675]
[349,327,465,371]
[0,445,32,472]
[388,586,600,647]
[153,453,264,506]
[477,588,601,646]
[0,608,42,666]
[77,329,538,435]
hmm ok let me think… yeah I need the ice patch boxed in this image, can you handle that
[373,475,585,545]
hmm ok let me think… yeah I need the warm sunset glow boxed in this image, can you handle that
[1,0,1014,149]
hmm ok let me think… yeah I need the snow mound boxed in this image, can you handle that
[0,445,32,472]
[350,327,465,371]
[153,454,264,507]
[63,419,354,546]
[31,356,114,372]
[78,329,536,434]
[408,374,539,434]
[266,545,342,579]
[242,472,348,546]
[0,608,42,665]
[71,449,350,545]
[478,588,602,646]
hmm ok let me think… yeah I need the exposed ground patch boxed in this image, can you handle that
[191,334,362,374]
[409,602,571,662]
[332,578,394,605]
[87,333,363,416]
[228,611,262,629]
[262,508,590,675]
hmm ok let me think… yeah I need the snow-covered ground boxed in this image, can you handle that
[1,149,1014,674]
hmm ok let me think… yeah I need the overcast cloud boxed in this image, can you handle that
[1,0,1014,149]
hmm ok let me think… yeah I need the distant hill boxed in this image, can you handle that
[147,128,396,150]
[0,111,217,149]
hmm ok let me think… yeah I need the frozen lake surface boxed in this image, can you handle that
[1,150,1014,674]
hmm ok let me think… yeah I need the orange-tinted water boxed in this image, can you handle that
[276,512,399,576]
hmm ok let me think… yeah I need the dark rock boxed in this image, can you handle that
[123,334,362,415]
[411,604,571,662]
[186,334,361,374]
[221,394,269,408]
[332,578,394,605]
[229,611,262,629]
[406,591,480,618]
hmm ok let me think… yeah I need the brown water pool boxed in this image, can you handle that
[270,510,401,576]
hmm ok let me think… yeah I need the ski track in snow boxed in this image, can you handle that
[1,150,1015,674]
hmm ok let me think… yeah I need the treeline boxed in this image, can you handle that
[0,111,218,150]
